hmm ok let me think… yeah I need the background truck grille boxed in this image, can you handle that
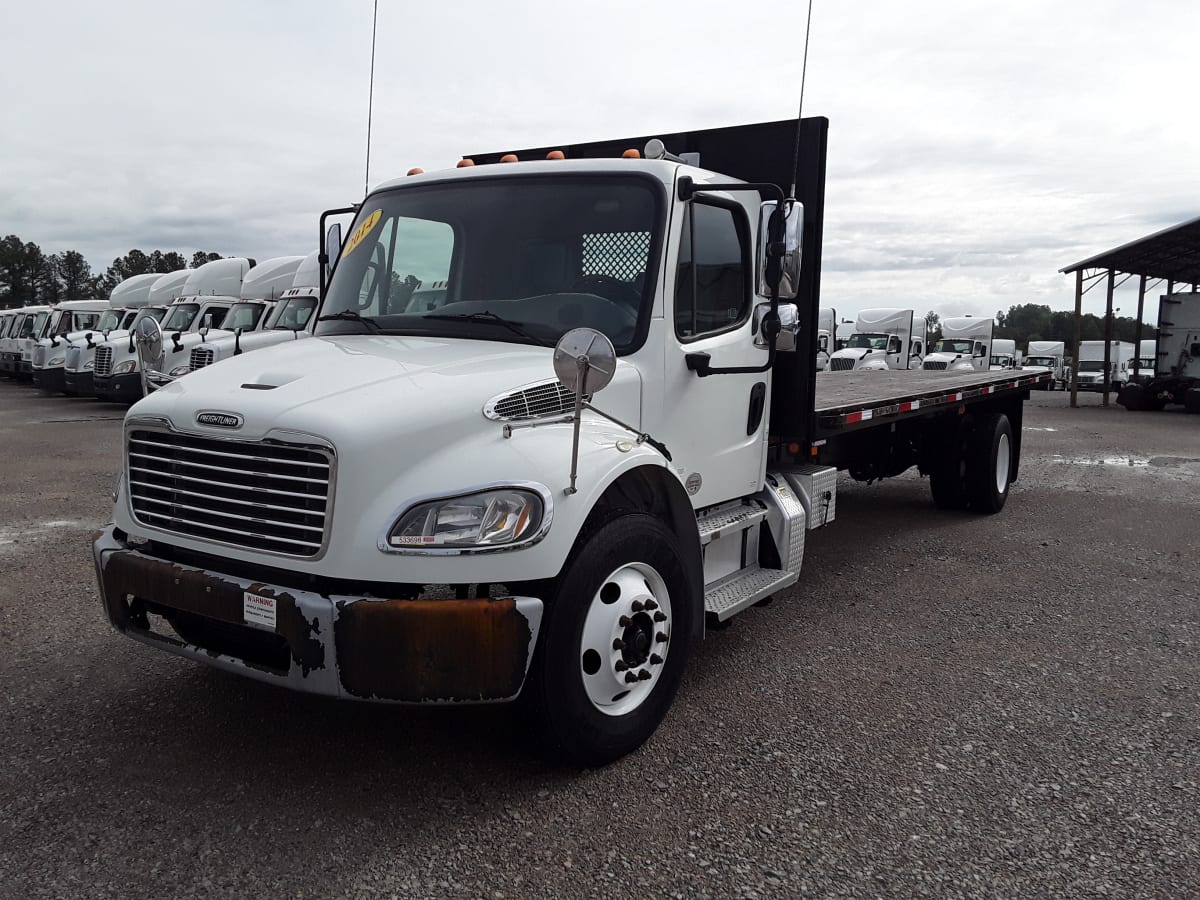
[190,347,215,370]
[828,357,856,371]
[126,429,333,557]
[484,380,582,421]
[923,360,948,370]
[94,346,114,377]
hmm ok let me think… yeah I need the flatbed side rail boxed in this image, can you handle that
[814,371,1050,436]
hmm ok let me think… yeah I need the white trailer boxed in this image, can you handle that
[922,316,993,372]
[95,119,1047,765]
[1021,340,1067,390]
[1119,294,1200,412]
[1076,340,1134,392]
[827,308,923,371]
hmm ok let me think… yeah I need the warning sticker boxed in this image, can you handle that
[243,591,277,630]
[341,209,382,257]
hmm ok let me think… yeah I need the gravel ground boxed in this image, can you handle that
[0,381,1197,899]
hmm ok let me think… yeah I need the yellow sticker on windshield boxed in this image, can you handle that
[341,209,382,257]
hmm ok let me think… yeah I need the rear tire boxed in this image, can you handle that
[520,513,694,767]
[966,413,1012,514]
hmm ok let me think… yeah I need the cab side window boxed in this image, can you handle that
[675,202,750,340]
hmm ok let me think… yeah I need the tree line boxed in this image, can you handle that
[0,234,223,309]
[924,303,1157,348]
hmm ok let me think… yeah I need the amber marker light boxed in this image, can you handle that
[622,149,641,158]
[457,158,475,167]
[407,167,424,176]
[500,154,519,162]
[546,150,565,160]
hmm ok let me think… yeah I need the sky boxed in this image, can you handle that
[2,0,1197,323]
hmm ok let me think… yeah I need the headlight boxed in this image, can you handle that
[48,356,66,367]
[169,365,191,377]
[384,487,548,552]
[83,360,95,370]
[113,359,137,374]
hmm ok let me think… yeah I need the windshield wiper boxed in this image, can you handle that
[316,310,382,332]
[422,311,549,346]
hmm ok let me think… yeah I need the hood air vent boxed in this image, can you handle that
[484,379,585,421]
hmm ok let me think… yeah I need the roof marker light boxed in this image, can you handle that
[546,150,565,160]
[457,159,475,168]
[500,154,519,163]
[622,149,641,159]
[407,167,424,176]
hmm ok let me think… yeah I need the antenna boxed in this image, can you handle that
[788,0,815,197]
[364,0,379,197]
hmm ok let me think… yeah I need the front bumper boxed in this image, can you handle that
[93,372,142,402]
[63,370,93,396]
[93,526,544,703]
[32,366,66,393]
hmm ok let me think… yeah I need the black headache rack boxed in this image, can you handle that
[471,118,830,446]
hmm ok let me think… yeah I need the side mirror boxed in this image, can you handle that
[325,222,342,276]
[757,199,803,300]
[134,317,165,396]
[753,302,800,351]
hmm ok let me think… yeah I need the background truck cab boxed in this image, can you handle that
[923,316,993,372]
[827,307,923,371]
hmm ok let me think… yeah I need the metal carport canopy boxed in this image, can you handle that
[1059,215,1200,407]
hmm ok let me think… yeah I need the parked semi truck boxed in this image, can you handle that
[63,271,185,396]
[922,316,993,372]
[0,309,26,377]
[1021,340,1067,390]
[93,259,252,402]
[95,119,1047,765]
[1119,293,1200,412]
[827,308,924,371]
[31,299,111,392]
[4,304,52,379]
[1076,340,1133,392]
[989,338,1019,370]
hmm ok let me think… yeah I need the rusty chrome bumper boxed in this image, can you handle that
[93,526,544,703]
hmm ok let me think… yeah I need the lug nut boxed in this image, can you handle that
[650,653,663,665]
[615,660,628,672]
[644,599,658,611]
[637,669,652,681]
[619,615,631,627]
[631,601,644,612]
[612,638,625,650]
[624,671,638,684]
[656,632,667,643]
[653,611,667,622]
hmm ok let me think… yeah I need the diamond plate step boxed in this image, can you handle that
[704,565,797,622]
[697,502,766,546]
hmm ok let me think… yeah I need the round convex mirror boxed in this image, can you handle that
[134,316,164,374]
[553,327,616,395]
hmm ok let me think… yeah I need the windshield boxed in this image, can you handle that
[1079,360,1107,372]
[1024,356,1055,367]
[271,296,317,330]
[48,310,66,335]
[29,312,49,338]
[847,333,889,350]
[318,176,662,352]
[162,303,200,331]
[221,302,267,332]
[931,339,973,354]
[990,354,1012,367]
[95,310,124,331]
[1133,358,1154,369]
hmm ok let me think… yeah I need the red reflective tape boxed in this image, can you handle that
[845,411,863,424]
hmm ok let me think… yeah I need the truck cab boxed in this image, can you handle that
[7,305,52,379]
[827,308,922,371]
[1076,340,1134,392]
[32,299,111,392]
[923,316,993,372]
[1021,340,1066,390]
[989,338,1019,371]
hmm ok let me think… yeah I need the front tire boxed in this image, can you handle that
[521,513,695,766]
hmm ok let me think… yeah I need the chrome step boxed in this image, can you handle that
[697,502,766,546]
[704,565,797,622]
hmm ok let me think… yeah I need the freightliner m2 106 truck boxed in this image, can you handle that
[94,120,1047,764]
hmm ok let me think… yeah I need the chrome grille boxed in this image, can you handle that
[65,347,81,370]
[828,357,856,371]
[94,346,114,377]
[126,429,333,557]
[485,380,581,421]
[190,347,215,370]
[923,360,948,370]
[33,345,47,367]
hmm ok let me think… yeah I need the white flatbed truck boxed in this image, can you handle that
[94,119,1048,764]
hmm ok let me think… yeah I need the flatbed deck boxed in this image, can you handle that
[813,368,1050,436]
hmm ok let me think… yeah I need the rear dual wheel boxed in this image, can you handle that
[930,413,1012,514]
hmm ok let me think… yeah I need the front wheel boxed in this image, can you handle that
[521,513,695,766]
